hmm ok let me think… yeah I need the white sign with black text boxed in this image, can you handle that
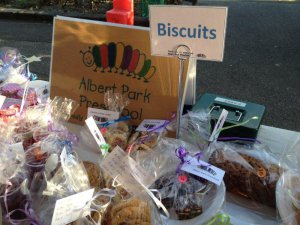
[149,5,228,61]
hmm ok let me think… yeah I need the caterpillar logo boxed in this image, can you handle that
[197,165,217,176]
[80,42,156,83]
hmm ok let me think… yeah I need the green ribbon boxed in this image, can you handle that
[213,116,259,141]
[206,213,231,225]
[100,144,110,158]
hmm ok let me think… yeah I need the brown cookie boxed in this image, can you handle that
[209,148,281,208]
[106,198,151,225]
[115,206,149,221]
[83,161,105,190]
[127,131,159,154]
[106,133,128,151]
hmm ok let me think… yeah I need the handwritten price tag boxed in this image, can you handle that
[100,146,155,195]
[51,188,94,225]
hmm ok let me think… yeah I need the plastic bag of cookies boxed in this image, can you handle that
[206,141,283,213]
[69,188,117,225]
[276,135,300,225]
[126,118,172,157]
[126,129,166,157]
[102,120,131,152]
[137,138,226,224]
[82,160,130,203]
[101,194,163,225]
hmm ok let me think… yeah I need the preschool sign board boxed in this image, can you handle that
[149,6,228,61]
[50,16,189,125]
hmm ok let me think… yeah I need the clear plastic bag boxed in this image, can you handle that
[15,97,79,149]
[82,91,131,154]
[0,47,38,83]
[24,133,76,185]
[78,159,162,225]
[0,172,29,222]
[0,119,17,143]
[206,141,282,213]
[50,96,79,122]
[104,90,129,114]
[152,171,212,220]
[137,137,200,178]
[126,130,165,156]
[82,161,106,192]
[70,188,116,225]
[102,121,130,152]
[137,138,226,224]
[276,134,300,225]
[0,47,26,82]
[179,110,211,151]
[0,143,25,185]
[31,150,90,225]
[13,104,49,149]
[101,194,163,225]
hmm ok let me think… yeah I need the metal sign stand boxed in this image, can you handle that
[174,45,192,139]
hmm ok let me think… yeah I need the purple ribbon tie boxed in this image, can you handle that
[175,147,190,173]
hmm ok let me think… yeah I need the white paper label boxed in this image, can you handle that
[215,97,246,107]
[100,146,155,196]
[87,108,119,124]
[136,119,168,133]
[0,95,6,108]
[149,6,228,61]
[209,109,228,142]
[85,117,106,146]
[51,188,94,225]
[181,156,225,186]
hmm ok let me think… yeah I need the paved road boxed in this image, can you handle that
[0,0,299,131]
[0,19,52,80]
[197,1,300,132]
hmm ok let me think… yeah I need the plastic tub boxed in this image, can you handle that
[276,170,300,225]
[161,181,226,225]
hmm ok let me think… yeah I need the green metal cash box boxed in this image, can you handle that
[192,93,266,139]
